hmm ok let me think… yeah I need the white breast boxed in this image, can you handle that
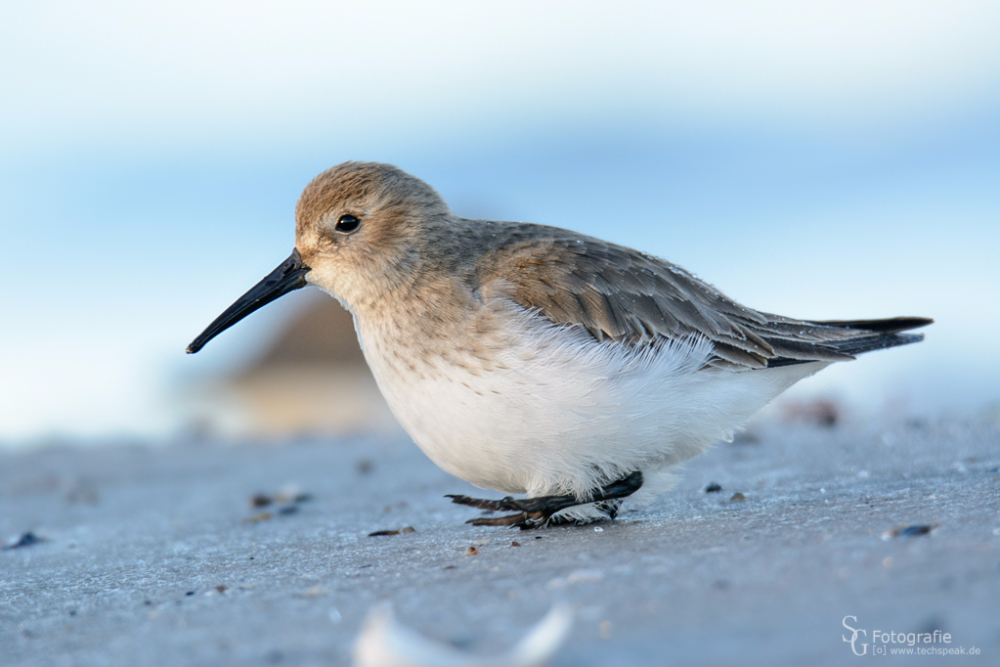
[354,298,825,499]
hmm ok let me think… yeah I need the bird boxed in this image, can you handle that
[187,161,931,528]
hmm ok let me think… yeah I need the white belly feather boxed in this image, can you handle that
[355,298,825,499]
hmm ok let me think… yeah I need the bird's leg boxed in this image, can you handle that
[446,471,643,529]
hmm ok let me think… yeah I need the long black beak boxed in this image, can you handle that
[186,249,310,354]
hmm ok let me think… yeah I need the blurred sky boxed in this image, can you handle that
[1,2,999,444]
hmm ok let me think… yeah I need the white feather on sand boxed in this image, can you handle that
[352,602,573,667]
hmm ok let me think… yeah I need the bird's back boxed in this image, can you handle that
[464,218,931,370]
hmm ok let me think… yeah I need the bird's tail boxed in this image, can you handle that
[807,316,933,356]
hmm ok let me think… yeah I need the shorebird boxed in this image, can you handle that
[187,162,931,528]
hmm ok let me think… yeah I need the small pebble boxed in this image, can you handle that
[2,532,46,550]
[730,493,746,502]
[465,546,479,556]
[510,541,521,547]
[250,493,273,508]
[705,482,723,493]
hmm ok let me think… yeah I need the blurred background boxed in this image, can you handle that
[1,1,998,447]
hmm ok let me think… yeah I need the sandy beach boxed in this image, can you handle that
[2,416,998,666]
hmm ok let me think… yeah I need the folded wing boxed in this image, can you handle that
[475,223,931,371]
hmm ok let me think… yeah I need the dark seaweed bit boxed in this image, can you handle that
[894,524,935,537]
[368,526,415,537]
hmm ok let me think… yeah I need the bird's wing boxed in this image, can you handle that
[475,223,928,370]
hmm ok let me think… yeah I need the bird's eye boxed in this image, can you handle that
[335,214,361,233]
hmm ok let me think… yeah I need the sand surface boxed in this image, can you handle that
[2,418,999,666]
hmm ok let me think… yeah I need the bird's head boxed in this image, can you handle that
[186,161,449,354]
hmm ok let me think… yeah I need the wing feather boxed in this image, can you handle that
[472,221,928,370]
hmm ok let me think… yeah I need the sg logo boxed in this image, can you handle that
[843,616,869,656]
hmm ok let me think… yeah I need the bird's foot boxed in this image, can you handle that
[446,471,642,529]
[444,494,524,512]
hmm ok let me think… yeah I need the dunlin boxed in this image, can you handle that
[188,162,931,528]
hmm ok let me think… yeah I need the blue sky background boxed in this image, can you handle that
[1,2,998,443]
